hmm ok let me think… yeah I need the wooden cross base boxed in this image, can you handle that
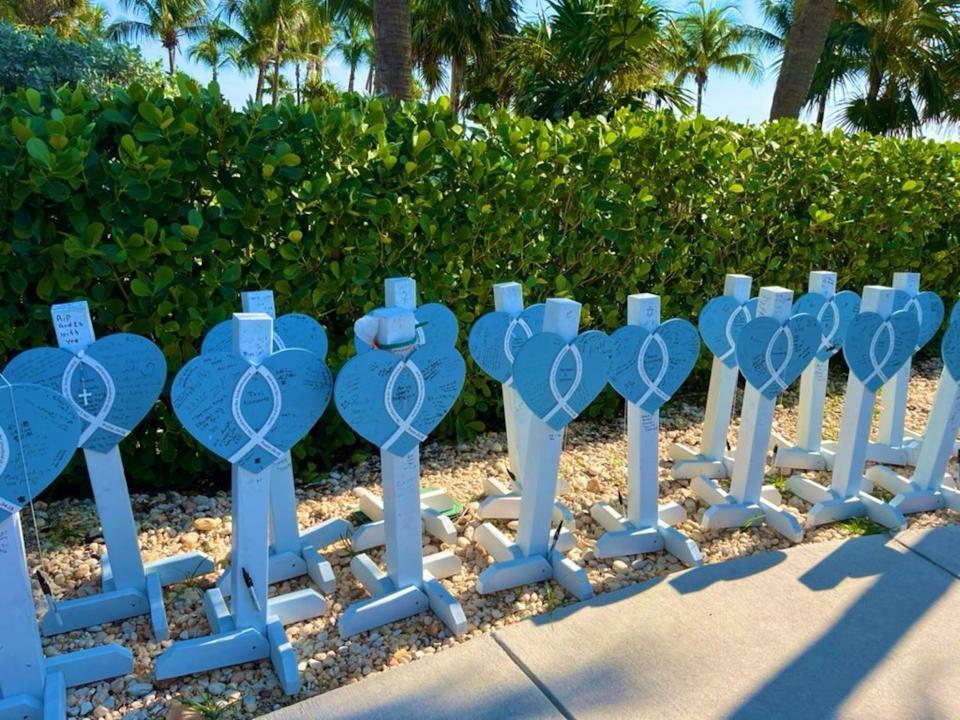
[338,551,466,638]
[590,501,702,567]
[785,475,906,530]
[863,430,926,467]
[350,487,458,552]
[668,443,735,479]
[865,466,960,515]
[478,477,576,552]
[0,647,133,720]
[204,586,327,634]
[217,521,348,596]
[771,431,833,472]
[156,618,301,694]
[691,476,804,542]
[474,523,592,600]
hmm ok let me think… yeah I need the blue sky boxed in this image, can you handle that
[99,0,832,128]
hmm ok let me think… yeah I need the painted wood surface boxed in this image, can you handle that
[468,302,546,385]
[843,309,919,393]
[698,294,759,368]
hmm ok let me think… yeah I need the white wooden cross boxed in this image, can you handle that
[337,304,466,637]
[692,287,805,541]
[590,294,702,566]
[347,278,463,552]
[214,290,351,597]
[474,282,575,550]
[670,273,749,480]
[774,271,847,470]
[156,314,327,694]
[39,301,215,641]
[866,320,960,514]
[862,272,941,466]
[0,512,133,719]
[787,286,908,530]
[475,298,592,600]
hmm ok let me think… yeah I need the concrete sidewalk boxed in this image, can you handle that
[263,526,960,720]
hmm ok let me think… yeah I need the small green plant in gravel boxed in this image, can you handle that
[180,695,236,719]
[835,517,887,535]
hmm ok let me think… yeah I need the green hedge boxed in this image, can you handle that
[2,78,959,490]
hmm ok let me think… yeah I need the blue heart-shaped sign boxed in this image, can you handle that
[843,310,920,392]
[202,313,329,359]
[0,382,81,522]
[172,349,332,473]
[949,300,960,328]
[792,290,861,361]
[335,343,465,457]
[3,334,167,453]
[698,296,759,368]
[513,331,613,431]
[893,290,944,350]
[468,304,545,384]
[355,302,459,353]
[943,321,960,383]
[735,314,821,399]
[609,319,700,412]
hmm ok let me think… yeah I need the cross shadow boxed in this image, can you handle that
[728,531,958,719]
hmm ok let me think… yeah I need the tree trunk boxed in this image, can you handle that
[366,62,374,93]
[272,58,281,106]
[373,0,412,100]
[295,62,301,104]
[212,65,218,83]
[696,78,703,115]
[769,0,837,120]
[450,55,464,114]
[348,62,356,92]
[256,61,266,102]
[167,45,176,76]
[816,92,827,126]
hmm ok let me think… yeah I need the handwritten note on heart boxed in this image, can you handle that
[172,349,332,473]
[202,313,328,359]
[0,382,81,522]
[699,296,759,368]
[335,343,465,457]
[941,321,960,383]
[468,304,545,384]
[843,310,920,392]
[609,319,700,412]
[3,334,166,453]
[513,331,613,431]
[792,290,860,361]
[735,314,821,399]
[355,303,459,353]
[893,290,944,350]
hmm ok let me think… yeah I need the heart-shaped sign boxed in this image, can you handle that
[0,382,81,522]
[355,303,459,353]
[698,296,759,368]
[893,290,944,350]
[609,319,700,412]
[942,321,960,383]
[949,300,960,328]
[335,343,465,457]
[792,290,861,361]
[202,313,329,359]
[468,304,546,384]
[513,331,613,431]
[172,349,332,473]
[843,310,920,392]
[735,314,821,399]
[3,334,167,453]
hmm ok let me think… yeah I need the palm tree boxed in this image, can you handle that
[333,15,373,91]
[373,0,413,99]
[769,0,838,119]
[669,0,761,114]
[188,16,244,82]
[108,0,207,75]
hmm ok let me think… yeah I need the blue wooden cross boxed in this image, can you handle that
[2,301,215,641]
[591,293,703,566]
[475,298,611,600]
[335,278,467,638]
[0,379,132,719]
[156,313,331,694]
[202,290,351,598]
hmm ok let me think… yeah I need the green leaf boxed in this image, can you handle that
[131,278,152,297]
[26,138,50,168]
[154,266,175,291]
